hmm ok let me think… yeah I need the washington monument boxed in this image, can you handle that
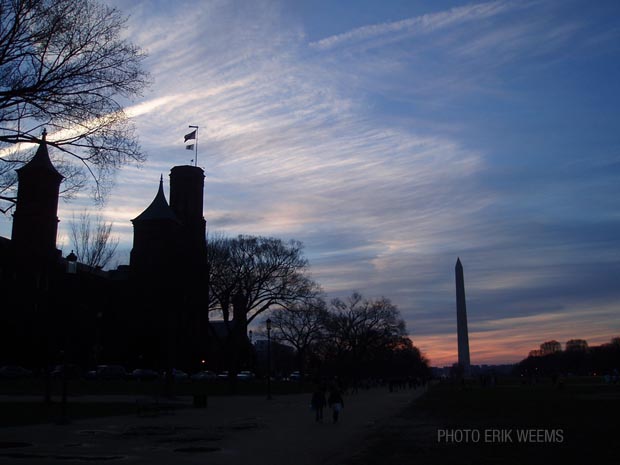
[455,257,471,375]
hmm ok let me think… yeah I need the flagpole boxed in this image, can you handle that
[189,125,199,167]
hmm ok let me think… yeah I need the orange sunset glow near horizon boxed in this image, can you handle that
[415,330,620,367]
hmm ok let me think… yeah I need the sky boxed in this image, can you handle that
[1,0,619,366]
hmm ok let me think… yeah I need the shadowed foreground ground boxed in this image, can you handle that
[2,380,616,464]
[344,380,620,465]
[0,386,425,465]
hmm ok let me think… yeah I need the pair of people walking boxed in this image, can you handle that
[311,385,344,423]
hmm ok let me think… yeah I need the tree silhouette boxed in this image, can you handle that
[540,340,562,355]
[260,292,429,381]
[207,235,317,325]
[69,210,119,270]
[319,293,409,380]
[264,299,329,379]
[206,234,318,379]
[518,337,620,376]
[0,0,149,212]
[327,293,406,360]
[565,339,588,352]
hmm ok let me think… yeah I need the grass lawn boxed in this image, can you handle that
[346,379,620,465]
[0,378,314,427]
[0,401,170,427]
[0,377,313,397]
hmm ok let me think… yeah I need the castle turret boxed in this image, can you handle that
[169,165,207,268]
[11,133,64,261]
[130,176,181,278]
[169,165,208,368]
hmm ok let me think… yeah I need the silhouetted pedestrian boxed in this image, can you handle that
[311,386,326,422]
[328,387,344,423]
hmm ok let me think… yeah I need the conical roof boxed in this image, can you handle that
[17,135,63,180]
[132,176,179,223]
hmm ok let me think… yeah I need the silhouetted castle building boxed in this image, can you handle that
[11,131,63,262]
[0,138,215,372]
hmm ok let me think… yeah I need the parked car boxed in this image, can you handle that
[175,369,189,381]
[0,365,33,379]
[237,371,255,380]
[191,370,217,381]
[289,371,301,381]
[163,369,189,381]
[216,371,229,380]
[51,364,83,379]
[131,368,159,381]
[86,365,128,380]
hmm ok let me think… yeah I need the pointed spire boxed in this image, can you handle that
[16,131,63,180]
[456,257,462,268]
[132,175,179,223]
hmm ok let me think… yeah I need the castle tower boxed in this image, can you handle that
[11,133,64,260]
[130,176,181,277]
[455,258,471,375]
[169,165,208,367]
[169,165,207,267]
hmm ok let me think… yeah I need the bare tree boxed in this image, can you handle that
[0,0,149,213]
[206,234,319,379]
[261,292,429,381]
[265,299,329,378]
[321,293,407,379]
[69,210,119,270]
[207,235,318,325]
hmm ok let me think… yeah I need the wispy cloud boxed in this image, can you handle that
[60,1,620,366]
[3,0,618,366]
[308,0,521,51]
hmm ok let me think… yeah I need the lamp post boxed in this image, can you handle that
[60,251,77,424]
[94,312,103,366]
[59,350,68,423]
[266,318,272,400]
[66,250,77,275]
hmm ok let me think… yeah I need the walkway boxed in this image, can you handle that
[0,386,426,464]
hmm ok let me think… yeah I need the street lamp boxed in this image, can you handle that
[66,250,77,274]
[266,318,272,400]
[94,312,103,366]
[59,350,68,424]
[59,251,77,423]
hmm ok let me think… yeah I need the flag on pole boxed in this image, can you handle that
[184,130,196,142]
[186,144,194,150]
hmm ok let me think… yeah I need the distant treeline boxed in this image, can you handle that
[262,292,431,382]
[517,337,620,376]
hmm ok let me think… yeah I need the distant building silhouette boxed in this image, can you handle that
[0,139,224,373]
[130,175,181,275]
[11,131,63,261]
[2,133,66,369]
[128,166,210,370]
[169,165,207,263]
[455,257,471,376]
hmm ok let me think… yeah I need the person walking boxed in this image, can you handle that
[311,386,327,422]
[328,386,344,423]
